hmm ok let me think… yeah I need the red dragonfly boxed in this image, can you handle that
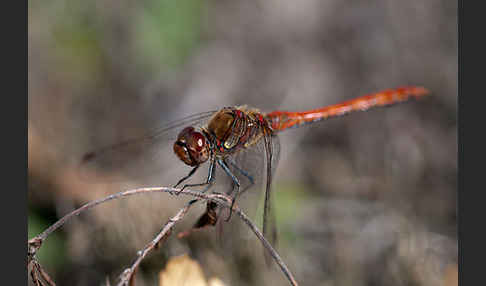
[82,86,429,245]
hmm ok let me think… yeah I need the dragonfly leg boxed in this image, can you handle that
[174,165,199,194]
[217,158,240,222]
[201,158,216,193]
[176,157,216,195]
[226,158,255,194]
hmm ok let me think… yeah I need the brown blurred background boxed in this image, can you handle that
[28,1,457,285]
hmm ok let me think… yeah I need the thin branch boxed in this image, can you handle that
[118,193,298,286]
[28,187,212,257]
[28,258,56,286]
[27,187,299,286]
[118,195,232,285]
[35,260,57,286]
[118,199,197,286]
[231,204,299,286]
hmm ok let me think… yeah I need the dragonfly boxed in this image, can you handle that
[81,86,429,248]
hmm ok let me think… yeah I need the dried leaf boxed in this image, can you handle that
[159,254,210,286]
[207,277,226,286]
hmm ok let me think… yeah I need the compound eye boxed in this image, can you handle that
[173,127,209,166]
[191,132,206,152]
[173,141,194,166]
[177,126,195,140]
[186,131,209,165]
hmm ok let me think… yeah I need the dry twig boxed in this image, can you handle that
[28,187,299,286]
[28,258,56,286]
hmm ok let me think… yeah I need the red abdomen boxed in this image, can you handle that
[265,86,429,131]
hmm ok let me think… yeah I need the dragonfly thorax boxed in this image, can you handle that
[207,107,267,153]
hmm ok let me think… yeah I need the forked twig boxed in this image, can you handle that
[120,199,197,286]
[28,187,299,286]
[28,258,56,286]
[119,193,298,286]
[28,187,209,258]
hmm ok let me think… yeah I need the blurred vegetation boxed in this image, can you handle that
[134,0,205,69]
[28,210,67,275]
[29,1,457,285]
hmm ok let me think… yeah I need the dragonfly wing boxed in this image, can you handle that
[215,129,280,263]
[202,133,270,252]
[262,131,280,266]
[79,111,217,183]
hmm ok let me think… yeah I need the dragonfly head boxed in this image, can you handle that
[173,126,210,166]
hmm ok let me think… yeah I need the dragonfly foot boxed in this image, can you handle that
[176,185,187,195]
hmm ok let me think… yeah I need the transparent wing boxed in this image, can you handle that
[208,132,281,260]
[262,132,280,265]
[78,110,217,183]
